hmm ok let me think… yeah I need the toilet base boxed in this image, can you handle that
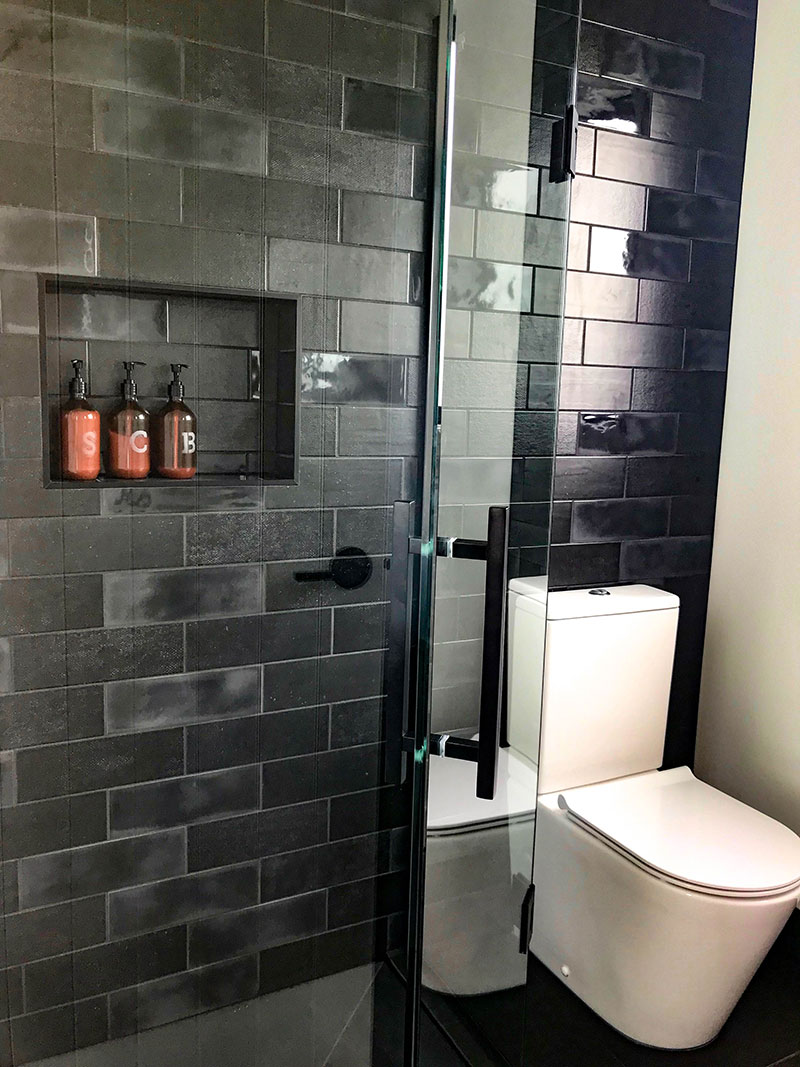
[532,793,799,1050]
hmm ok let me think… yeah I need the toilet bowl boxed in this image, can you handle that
[522,583,800,1049]
[423,745,537,996]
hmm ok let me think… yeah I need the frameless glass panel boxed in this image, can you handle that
[415,0,578,1063]
[0,2,448,1066]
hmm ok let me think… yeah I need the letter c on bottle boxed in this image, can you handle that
[130,430,148,454]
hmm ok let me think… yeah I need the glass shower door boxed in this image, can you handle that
[406,0,579,1063]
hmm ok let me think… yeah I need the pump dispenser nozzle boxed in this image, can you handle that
[122,360,146,401]
[168,363,189,402]
[69,358,88,399]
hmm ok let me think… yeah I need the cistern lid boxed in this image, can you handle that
[557,767,800,896]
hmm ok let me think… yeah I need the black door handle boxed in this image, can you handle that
[422,505,509,799]
[293,546,373,590]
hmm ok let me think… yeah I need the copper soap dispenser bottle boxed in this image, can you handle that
[155,363,197,479]
[108,360,150,479]
[61,358,101,480]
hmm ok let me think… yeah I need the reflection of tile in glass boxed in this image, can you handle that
[50,290,167,341]
[168,297,260,348]
[301,352,401,405]
[448,257,532,312]
[452,153,538,215]
[0,207,95,274]
[589,228,690,281]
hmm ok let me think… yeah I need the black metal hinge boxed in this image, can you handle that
[550,104,579,184]
[519,883,536,954]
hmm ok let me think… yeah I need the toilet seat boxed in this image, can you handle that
[427,745,537,836]
[555,766,800,899]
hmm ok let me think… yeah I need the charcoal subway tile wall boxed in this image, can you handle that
[0,0,435,1060]
[552,0,757,767]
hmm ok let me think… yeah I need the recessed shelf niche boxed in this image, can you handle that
[39,274,299,487]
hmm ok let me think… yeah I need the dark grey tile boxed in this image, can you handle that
[105,666,260,733]
[548,542,621,588]
[583,320,683,369]
[110,766,259,836]
[340,300,423,355]
[550,501,573,544]
[335,507,392,555]
[185,609,330,672]
[187,801,327,871]
[338,406,417,456]
[8,631,66,691]
[0,576,65,636]
[188,891,326,967]
[341,192,425,252]
[16,727,184,801]
[595,131,695,191]
[318,651,385,704]
[25,926,187,1011]
[1,792,106,859]
[95,89,266,174]
[47,288,166,342]
[553,457,626,501]
[329,697,385,748]
[559,366,632,410]
[0,396,40,458]
[184,41,264,114]
[9,997,107,1065]
[631,368,726,413]
[328,870,407,928]
[266,59,340,126]
[626,455,719,497]
[0,685,102,748]
[64,515,184,573]
[328,784,408,840]
[260,832,394,903]
[0,337,40,397]
[670,494,717,536]
[571,175,645,229]
[572,498,669,542]
[451,153,539,214]
[102,565,263,626]
[579,22,704,99]
[187,706,324,773]
[578,412,678,455]
[683,329,729,371]
[268,122,414,197]
[346,0,436,32]
[64,623,183,685]
[343,78,430,143]
[108,956,259,1038]
[0,70,94,151]
[333,603,388,653]
[577,74,651,136]
[109,865,259,939]
[620,536,712,580]
[646,189,740,243]
[18,828,185,908]
[4,895,106,965]
[262,743,385,808]
[589,228,690,281]
[269,238,409,302]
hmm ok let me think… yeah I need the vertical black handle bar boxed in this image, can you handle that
[476,505,509,800]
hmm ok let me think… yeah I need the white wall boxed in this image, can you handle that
[695,0,800,833]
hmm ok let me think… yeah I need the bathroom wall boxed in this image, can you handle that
[0,1,435,1061]
[551,0,757,767]
[695,0,800,835]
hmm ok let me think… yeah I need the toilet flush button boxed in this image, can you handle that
[588,588,610,596]
[561,965,570,978]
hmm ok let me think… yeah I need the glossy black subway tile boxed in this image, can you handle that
[589,227,690,281]
[577,74,651,136]
[554,457,627,501]
[579,22,705,99]
[620,535,712,580]
[583,320,683,368]
[549,542,621,588]
[594,131,695,192]
[646,189,740,243]
[683,328,729,371]
[572,497,669,542]
[578,412,678,455]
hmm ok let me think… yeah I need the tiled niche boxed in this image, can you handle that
[41,275,299,485]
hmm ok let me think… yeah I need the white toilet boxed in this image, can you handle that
[530,583,800,1050]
